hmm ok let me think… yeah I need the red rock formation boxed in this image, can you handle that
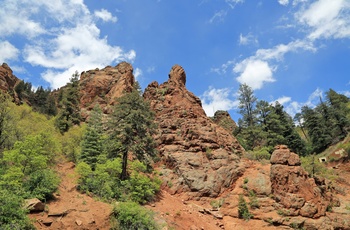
[211,110,237,134]
[144,64,245,198]
[270,145,333,218]
[0,63,20,103]
[79,62,134,119]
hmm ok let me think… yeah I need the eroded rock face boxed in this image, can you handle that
[79,62,135,119]
[144,65,245,198]
[270,145,332,218]
[0,63,20,103]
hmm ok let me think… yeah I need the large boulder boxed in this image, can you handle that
[144,64,245,198]
[270,145,332,218]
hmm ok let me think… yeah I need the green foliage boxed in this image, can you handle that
[300,155,336,180]
[60,125,84,162]
[246,147,272,161]
[76,160,161,204]
[55,71,81,133]
[126,171,161,204]
[0,92,17,152]
[111,201,160,230]
[80,104,104,169]
[238,194,253,221]
[108,83,157,180]
[23,169,60,201]
[235,84,306,155]
[0,189,35,230]
[248,190,260,209]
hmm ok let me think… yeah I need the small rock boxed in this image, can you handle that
[24,198,45,212]
[75,219,83,226]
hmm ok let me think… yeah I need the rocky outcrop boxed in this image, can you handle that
[79,62,135,119]
[211,110,237,133]
[270,145,333,218]
[144,64,245,198]
[0,63,20,103]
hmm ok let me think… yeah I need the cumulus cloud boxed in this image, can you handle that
[94,9,117,22]
[0,41,19,63]
[0,0,135,89]
[234,59,275,90]
[200,87,238,117]
[232,40,315,90]
[298,0,350,40]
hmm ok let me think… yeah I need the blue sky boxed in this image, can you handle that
[0,0,349,121]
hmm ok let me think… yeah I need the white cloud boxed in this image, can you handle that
[239,33,258,46]
[0,41,19,63]
[209,10,228,23]
[231,40,315,90]
[278,0,289,6]
[200,87,238,116]
[0,0,135,89]
[281,88,323,117]
[94,9,117,23]
[298,0,350,40]
[134,68,142,80]
[273,96,291,105]
[225,0,244,9]
[234,59,275,90]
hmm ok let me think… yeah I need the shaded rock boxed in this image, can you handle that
[211,110,237,133]
[42,218,54,226]
[144,64,245,197]
[24,198,45,212]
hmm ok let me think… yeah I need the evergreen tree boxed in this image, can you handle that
[108,83,157,180]
[238,83,257,127]
[326,89,349,139]
[301,106,332,153]
[55,71,81,133]
[80,104,104,170]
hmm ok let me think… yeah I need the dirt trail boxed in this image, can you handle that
[29,162,112,230]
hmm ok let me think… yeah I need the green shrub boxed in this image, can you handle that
[238,195,253,221]
[248,190,260,209]
[112,201,159,230]
[23,169,60,201]
[0,189,35,230]
[126,172,161,204]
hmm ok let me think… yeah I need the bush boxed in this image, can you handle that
[0,189,35,230]
[126,172,161,204]
[23,169,60,201]
[238,195,253,221]
[111,201,159,230]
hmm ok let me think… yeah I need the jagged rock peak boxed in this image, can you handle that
[168,64,186,86]
[115,61,133,75]
[79,62,135,119]
[212,110,237,133]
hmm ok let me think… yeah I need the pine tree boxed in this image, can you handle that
[108,83,157,180]
[55,71,81,133]
[80,104,104,170]
[238,83,257,127]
